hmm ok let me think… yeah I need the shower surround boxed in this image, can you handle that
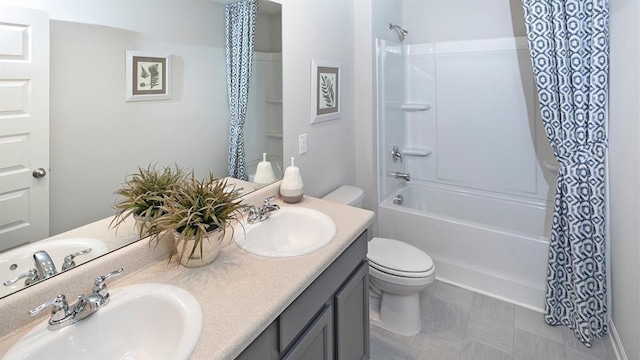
[377,37,556,310]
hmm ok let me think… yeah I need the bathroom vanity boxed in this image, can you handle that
[238,231,369,360]
[0,184,375,360]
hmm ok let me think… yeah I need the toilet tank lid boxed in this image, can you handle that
[368,237,434,273]
[322,185,364,206]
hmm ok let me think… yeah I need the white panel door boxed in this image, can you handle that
[0,6,49,251]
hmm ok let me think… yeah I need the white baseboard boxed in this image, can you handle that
[610,321,628,360]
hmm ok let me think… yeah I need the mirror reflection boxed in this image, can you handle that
[0,0,282,298]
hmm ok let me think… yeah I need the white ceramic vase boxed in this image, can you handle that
[254,152,277,185]
[133,214,151,237]
[280,157,304,203]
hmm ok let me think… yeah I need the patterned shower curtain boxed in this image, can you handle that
[226,0,258,180]
[522,0,609,347]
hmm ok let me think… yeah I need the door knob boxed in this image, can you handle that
[32,168,47,178]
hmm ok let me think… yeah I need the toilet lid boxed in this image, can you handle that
[367,237,434,274]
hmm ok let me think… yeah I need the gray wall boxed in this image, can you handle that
[48,0,229,234]
[609,0,640,358]
[280,0,356,198]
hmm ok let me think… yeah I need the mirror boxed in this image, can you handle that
[0,0,283,299]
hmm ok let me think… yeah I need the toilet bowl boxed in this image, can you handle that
[323,186,436,336]
[368,237,435,335]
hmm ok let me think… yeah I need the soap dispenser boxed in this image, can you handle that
[253,153,277,185]
[280,157,304,203]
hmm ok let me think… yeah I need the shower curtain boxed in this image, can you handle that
[225,0,258,180]
[522,0,609,347]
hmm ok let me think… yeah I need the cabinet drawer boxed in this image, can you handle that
[279,232,367,353]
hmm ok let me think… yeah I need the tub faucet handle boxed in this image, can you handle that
[391,146,403,163]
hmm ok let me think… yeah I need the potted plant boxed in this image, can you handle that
[111,164,186,237]
[154,172,245,267]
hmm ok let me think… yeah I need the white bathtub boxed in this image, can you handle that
[378,183,552,310]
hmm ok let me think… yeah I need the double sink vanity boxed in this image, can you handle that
[0,182,375,359]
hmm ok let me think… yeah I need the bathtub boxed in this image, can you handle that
[378,183,551,311]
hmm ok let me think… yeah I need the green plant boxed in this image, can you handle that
[154,172,245,263]
[148,64,160,89]
[139,64,150,80]
[320,74,335,107]
[111,164,186,236]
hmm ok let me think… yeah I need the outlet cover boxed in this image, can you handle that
[299,133,308,154]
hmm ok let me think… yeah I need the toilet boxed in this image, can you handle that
[323,185,436,336]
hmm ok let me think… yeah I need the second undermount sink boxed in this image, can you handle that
[234,207,337,257]
[3,283,203,360]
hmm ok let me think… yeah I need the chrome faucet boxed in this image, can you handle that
[390,171,411,181]
[246,196,280,223]
[29,268,123,330]
[3,250,59,287]
[4,248,94,287]
[33,250,57,279]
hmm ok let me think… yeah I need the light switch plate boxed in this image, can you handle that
[299,133,308,154]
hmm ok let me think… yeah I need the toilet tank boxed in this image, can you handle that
[322,186,364,208]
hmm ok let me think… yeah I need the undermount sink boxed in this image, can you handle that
[234,207,337,257]
[0,238,109,297]
[3,284,203,360]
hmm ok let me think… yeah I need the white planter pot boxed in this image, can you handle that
[133,214,151,237]
[173,226,231,267]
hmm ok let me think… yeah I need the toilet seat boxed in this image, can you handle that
[369,260,435,279]
[369,264,435,288]
[367,237,434,278]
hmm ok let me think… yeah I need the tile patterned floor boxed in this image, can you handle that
[370,281,617,360]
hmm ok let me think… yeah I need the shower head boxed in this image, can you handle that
[389,23,408,42]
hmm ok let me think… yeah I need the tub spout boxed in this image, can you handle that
[390,172,411,181]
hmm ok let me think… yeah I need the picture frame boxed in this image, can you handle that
[125,50,171,102]
[311,59,341,124]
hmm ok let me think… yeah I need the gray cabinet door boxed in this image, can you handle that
[283,304,334,360]
[236,322,278,360]
[335,262,370,360]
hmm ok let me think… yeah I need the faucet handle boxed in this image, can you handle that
[93,268,123,300]
[263,196,277,205]
[29,294,70,322]
[62,248,93,271]
[244,204,258,213]
[244,205,260,221]
[3,268,38,286]
[391,145,403,163]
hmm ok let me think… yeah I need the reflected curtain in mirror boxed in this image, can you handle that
[522,0,609,348]
[225,0,258,180]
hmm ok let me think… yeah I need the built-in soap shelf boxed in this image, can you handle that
[403,148,432,157]
[542,160,559,173]
[401,103,431,112]
[266,98,283,105]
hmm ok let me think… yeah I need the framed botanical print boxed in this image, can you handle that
[125,51,171,102]
[311,59,341,124]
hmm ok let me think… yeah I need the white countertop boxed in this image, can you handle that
[0,192,375,359]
